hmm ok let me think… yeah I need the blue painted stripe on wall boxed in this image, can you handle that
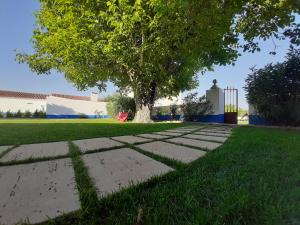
[47,115,111,119]
[249,115,271,125]
[152,115,181,121]
[194,114,225,123]
[153,114,225,123]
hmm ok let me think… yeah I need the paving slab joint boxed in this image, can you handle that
[68,142,101,222]
[128,144,186,170]
[0,145,17,159]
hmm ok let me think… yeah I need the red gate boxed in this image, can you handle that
[224,87,238,124]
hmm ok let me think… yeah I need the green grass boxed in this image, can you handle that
[0,118,184,145]
[2,121,300,225]
[40,126,300,225]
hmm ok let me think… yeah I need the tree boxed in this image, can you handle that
[181,93,212,122]
[245,47,300,126]
[106,94,136,119]
[17,0,300,122]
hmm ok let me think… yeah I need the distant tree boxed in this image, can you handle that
[170,104,178,120]
[6,110,14,118]
[0,111,4,118]
[245,48,300,126]
[17,0,300,122]
[106,94,136,120]
[15,110,24,118]
[24,111,33,118]
[181,93,212,122]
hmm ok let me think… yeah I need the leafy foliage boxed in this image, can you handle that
[245,48,300,126]
[106,94,136,120]
[0,111,4,118]
[33,110,47,118]
[170,104,178,120]
[181,93,212,122]
[24,111,33,118]
[16,1,299,122]
[15,110,24,118]
[6,110,14,118]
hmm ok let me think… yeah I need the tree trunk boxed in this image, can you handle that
[134,104,153,123]
[133,82,157,123]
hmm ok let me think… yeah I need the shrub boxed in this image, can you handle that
[33,110,47,118]
[79,113,88,119]
[6,110,14,118]
[0,111,3,118]
[24,111,32,118]
[170,104,178,120]
[245,48,300,126]
[181,93,212,122]
[15,110,24,118]
[106,94,136,120]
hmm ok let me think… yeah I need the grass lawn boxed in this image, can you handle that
[0,118,185,145]
[1,120,299,225]
[47,126,299,225]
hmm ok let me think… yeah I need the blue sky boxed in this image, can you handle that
[0,0,296,109]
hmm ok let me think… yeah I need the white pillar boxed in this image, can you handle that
[203,80,225,123]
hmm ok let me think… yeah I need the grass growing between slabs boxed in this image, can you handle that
[0,118,185,145]
[37,126,300,225]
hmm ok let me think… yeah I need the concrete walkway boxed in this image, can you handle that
[0,124,233,225]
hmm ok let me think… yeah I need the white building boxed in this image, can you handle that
[0,90,108,118]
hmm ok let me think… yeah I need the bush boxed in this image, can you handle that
[170,104,178,120]
[15,110,24,118]
[181,93,212,122]
[0,111,3,118]
[33,110,46,118]
[106,94,136,120]
[24,111,32,118]
[245,48,300,126]
[79,113,88,119]
[6,110,14,118]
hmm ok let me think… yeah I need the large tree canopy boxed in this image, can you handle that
[17,0,300,122]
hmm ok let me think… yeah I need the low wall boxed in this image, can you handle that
[46,96,109,119]
[249,115,271,125]
[0,97,46,113]
[152,114,224,123]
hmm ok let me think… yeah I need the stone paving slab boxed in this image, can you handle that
[137,134,169,139]
[82,148,173,198]
[0,145,13,156]
[165,129,190,134]
[73,138,124,153]
[167,137,222,150]
[200,129,232,134]
[183,134,228,143]
[153,131,182,136]
[111,136,152,144]
[0,142,69,162]
[195,131,231,137]
[173,128,199,131]
[0,159,80,225]
[137,141,206,163]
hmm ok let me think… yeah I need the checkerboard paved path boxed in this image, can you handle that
[0,124,233,225]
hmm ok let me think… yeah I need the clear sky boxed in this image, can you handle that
[0,0,297,109]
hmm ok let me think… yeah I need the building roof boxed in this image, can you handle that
[0,90,106,102]
[51,93,105,102]
[0,90,48,100]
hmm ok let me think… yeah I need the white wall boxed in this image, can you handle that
[46,96,107,116]
[0,97,46,113]
[154,93,183,107]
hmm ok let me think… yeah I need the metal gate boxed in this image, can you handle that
[224,87,238,124]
